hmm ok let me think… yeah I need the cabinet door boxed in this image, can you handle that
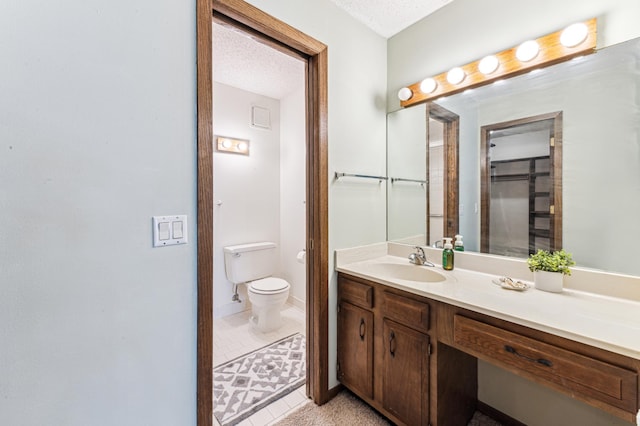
[337,301,374,399]
[383,318,430,426]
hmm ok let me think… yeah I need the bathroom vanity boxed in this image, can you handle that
[336,244,640,426]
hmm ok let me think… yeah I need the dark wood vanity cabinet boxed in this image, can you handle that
[338,273,431,426]
[338,272,640,426]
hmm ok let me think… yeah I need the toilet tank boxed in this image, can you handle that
[223,242,277,284]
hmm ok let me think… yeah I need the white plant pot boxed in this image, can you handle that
[534,270,564,293]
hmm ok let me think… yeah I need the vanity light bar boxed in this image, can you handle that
[399,18,597,108]
[215,136,250,156]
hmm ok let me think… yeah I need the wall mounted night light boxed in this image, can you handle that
[398,18,597,107]
[216,136,250,156]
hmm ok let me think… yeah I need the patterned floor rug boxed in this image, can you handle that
[213,333,306,426]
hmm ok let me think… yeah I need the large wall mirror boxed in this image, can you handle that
[387,36,640,277]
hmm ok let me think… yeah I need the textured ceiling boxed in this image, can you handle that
[213,1,453,98]
[213,23,305,100]
[329,0,454,38]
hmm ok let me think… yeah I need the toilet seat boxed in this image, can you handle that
[249,277,290,294]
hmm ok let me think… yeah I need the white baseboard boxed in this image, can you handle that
[288,295,305,310]
[215,293,303,319]
[214,299,249,319]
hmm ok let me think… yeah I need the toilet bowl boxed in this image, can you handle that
[223,242,291,333]
[248,277,290,332]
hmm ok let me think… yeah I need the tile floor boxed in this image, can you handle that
[213,304,309,426]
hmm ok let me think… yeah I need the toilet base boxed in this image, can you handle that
[247,282,289,333]
[250,308,283,333]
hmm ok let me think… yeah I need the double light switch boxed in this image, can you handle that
[153,215,188,247]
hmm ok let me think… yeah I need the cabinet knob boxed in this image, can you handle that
[359,318,366,341]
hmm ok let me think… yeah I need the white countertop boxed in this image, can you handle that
[337,253,640,360]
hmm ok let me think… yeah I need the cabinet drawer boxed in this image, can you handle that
[384,291,430,332]
[339,275,373,309]
[453,315,638,413]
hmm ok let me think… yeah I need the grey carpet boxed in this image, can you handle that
[273,390,391,426]
[274,390,503,426]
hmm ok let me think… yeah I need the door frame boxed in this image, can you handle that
[197,1,329,425]
[480,111,563,254]
[426,103,460,242]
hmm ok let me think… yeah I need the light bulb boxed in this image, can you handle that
[221,139,232,149]
[560,22,588,47]
[397,87,413,101]
[446,67,465,85]
[478,55,499,75]
[419,78,437,94]
[516,40,540,62]
[237,142,248,152]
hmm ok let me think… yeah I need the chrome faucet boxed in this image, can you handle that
[431,240,444,249]
[408,246,434,267]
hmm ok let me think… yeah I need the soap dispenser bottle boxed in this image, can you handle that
[442,238,454,271]
[454,234,464,252]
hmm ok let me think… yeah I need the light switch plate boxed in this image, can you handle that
[153,215,188,247]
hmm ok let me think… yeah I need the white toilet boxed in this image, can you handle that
[223,242,291,332]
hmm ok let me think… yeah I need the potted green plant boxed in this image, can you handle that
[527,249,575,293]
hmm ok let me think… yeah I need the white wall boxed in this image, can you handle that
[245,0,388,388]
[0,0,197,425]
[490,130,551,162]
[0,0,387,421]
[388,0,640,424]
[428,145,444,245]
[280,86,307,308]
[212,83,281,318]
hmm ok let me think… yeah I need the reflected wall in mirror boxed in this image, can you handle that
[387,104,459,247]
[387,36,640,276]
[387,105,427,245]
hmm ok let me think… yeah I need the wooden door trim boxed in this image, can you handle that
[197,1,329,425]
[480,111,563,254]
[550,113,563,251]
[427,103,460,242]
[196,0,213,425]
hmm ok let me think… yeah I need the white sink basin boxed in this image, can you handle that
[361,262,446,283]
